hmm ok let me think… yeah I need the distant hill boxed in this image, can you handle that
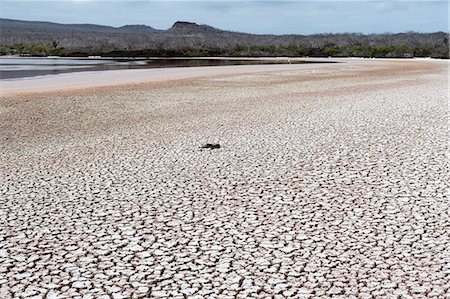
[168,21,223,34]
[0,18,448,58]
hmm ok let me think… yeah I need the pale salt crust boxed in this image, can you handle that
[0,58,448,298]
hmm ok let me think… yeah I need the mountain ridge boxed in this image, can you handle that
[168,21,225,34]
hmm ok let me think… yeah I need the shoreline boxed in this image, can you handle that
[1,57,446,97]
[0,58,342,97]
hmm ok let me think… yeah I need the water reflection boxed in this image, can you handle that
[0,57,321,80]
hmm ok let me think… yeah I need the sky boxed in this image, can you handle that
[0,1,448,35]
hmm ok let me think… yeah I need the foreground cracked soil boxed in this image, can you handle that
[0,59,449,298]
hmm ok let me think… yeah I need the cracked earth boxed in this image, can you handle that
[0,59,449,298]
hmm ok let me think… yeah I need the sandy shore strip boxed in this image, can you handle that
[0,57,407,96]
[1,59,448,298]
[0,57,341,96]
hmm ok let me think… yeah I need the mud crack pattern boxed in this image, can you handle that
[1,59,449,298]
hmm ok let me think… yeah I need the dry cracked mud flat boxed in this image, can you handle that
[0,59,449,298]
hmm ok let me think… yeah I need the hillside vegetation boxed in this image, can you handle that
[0,19,448,58]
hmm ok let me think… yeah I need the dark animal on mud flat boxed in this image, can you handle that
[201,143,221,149]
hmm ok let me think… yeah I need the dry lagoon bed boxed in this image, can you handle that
[0,59,449,298]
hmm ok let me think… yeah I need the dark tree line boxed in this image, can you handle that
[1,19,448,58]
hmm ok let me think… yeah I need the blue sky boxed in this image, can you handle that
[0,1,448,34]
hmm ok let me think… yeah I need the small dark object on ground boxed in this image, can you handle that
[201,143,221,149]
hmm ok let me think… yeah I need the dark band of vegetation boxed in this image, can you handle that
[1,19,448,58]
[1,43,448,58]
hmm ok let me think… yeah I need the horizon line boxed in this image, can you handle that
[1,17,448,36]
